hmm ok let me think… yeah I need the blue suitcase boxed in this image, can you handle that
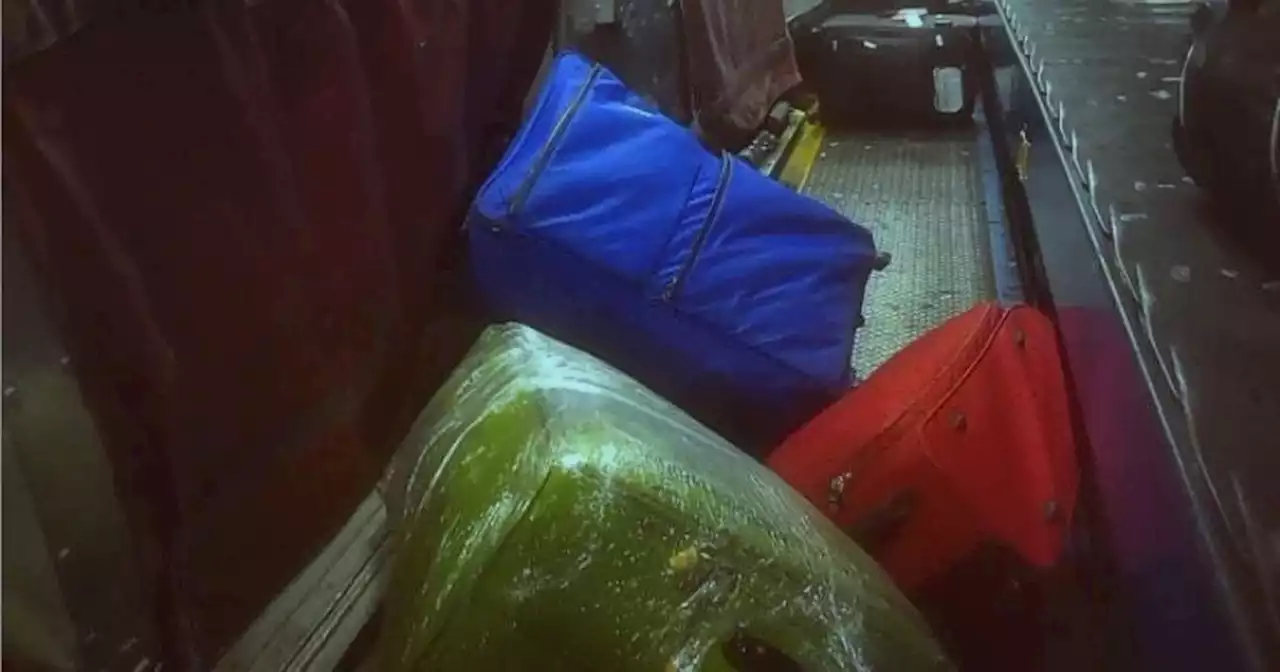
[468,52,877,454]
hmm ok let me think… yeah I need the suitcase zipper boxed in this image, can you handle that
[508,64,604,217]
[663,153,734,301]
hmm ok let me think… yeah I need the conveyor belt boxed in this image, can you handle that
[801,128,996,375]
[995,0,1280,668]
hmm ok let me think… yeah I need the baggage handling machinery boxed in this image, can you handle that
[3,0,1276,670]
[234,6,1280,666]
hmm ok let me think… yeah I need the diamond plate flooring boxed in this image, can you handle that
[803,129,995,375]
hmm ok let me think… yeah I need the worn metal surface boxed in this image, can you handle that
[784,0,824,20]
[214,490,388,672]
[2,222,160,671]
[2,435,78,671]
[803,129,995,375]
[989,0,1280,669]
[4,1,509,663]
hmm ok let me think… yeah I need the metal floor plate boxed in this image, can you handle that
[803,129,995,375]
[999,0,1280,664]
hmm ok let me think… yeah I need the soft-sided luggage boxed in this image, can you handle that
[468,52,877,454]
[791,9,978,125]
[378,323,953,672]
[680,0,804,148]
[559,0,803,150]
[791,0,958,20]
[768,303,1079,589]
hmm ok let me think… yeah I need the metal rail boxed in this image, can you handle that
[980,1,1277,668]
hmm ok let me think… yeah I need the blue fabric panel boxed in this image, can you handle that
[475,57,712,282]
[678,157,876,382]
[470,224,824,453]
[478,54,597,214]
[469,51,877,451]
[650,155,727,298]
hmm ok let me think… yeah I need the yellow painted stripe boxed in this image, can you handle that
[778,121,826,191]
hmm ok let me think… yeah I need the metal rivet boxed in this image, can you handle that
[1044,500,1061,522]
[1071,131,1081,174]
[950,411,967,431]
[828,472,852,508]
[2,385,18,411]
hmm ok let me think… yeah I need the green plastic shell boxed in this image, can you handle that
[378,324,953,671]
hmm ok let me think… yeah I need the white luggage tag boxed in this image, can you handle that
[892,8,928,28]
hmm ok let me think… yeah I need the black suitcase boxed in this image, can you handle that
[793,10,978,126]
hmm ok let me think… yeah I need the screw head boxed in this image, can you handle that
[1044,500,1061,522]
[2,385,18,411]
[828,472,852,508]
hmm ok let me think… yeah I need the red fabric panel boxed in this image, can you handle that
[770,303,1079,589]
[4,0,552,662]
[5,4,399,660]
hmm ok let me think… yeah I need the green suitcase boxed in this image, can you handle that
[378,324,953,671]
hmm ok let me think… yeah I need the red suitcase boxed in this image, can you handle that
[768,302,1079,590]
